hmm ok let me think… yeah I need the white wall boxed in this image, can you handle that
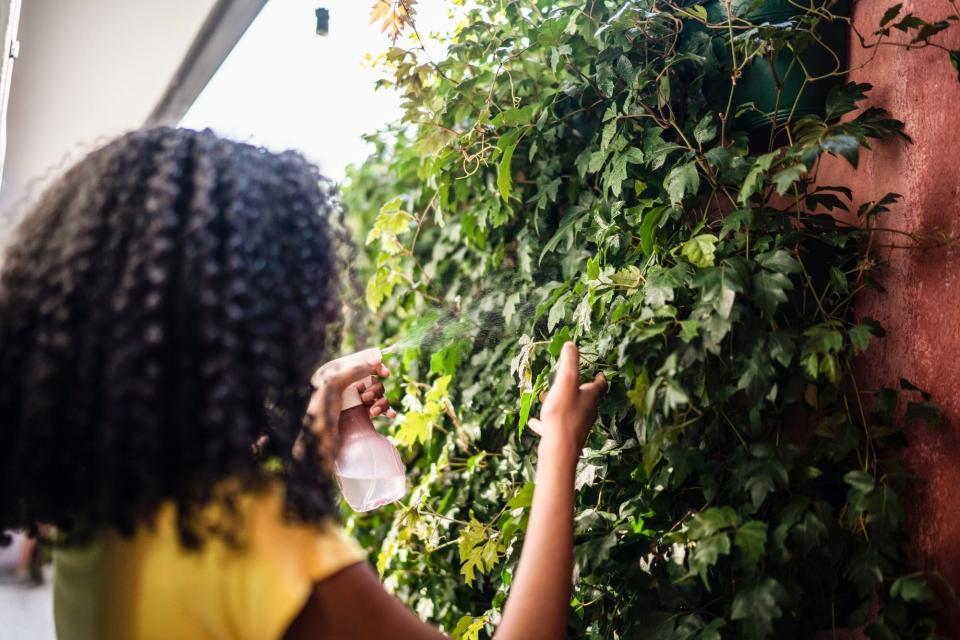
[1,0,216,213]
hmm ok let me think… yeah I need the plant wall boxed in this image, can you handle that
[342,1,958,638]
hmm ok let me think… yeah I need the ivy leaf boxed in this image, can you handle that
[756,249,801,274]
[460,546,484,586]
[497,129,524,202]
[687,507,740,539]
[773,163,807,195]
[518,390,534,432]
[844,470,875,494]
[681,234,718,268]
[752,270,793,318]
[825,82,871,121]
[665,161,700,205]
[547,292,570,332]
[734,521,768,570]
[639,206,667,255]
[694,113,718,145]
[689,533,731,588]
[720,208,753,238]
[395,410,432,447]
[821,135,860,168]
[731,578,787,638]
[507,482,535,509]
[537,15,569,47]
[452,616,486,640]
[491,106,534,127]
[738,346,774,402]
[848,324,874,354]
[549,326,572,357]
[804,324,844,353]
[890,575,934,602]
[738,152,777,203]
[626,369,650,414]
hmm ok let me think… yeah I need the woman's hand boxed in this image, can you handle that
[294,349,394,461]
[527,341,606,462]
[308,349,394,423]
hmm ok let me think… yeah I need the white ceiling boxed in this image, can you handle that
[1,0,217,210]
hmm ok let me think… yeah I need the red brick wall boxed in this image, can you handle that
[821,0,960,631]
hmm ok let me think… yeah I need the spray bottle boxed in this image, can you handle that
[332,348,406,512]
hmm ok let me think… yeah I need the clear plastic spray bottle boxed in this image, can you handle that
[333,349,406,511]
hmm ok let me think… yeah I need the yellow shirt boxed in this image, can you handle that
[53,485,366,640]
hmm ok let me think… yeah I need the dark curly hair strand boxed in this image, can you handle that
[0,127,347,546]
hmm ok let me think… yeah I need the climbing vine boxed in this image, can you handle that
[344,1,958,638]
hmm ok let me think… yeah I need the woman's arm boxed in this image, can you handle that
[285,342,604,639]
[495,342,605,639]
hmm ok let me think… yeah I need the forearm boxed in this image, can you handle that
[496,440,577,639]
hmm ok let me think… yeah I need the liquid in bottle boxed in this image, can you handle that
[334,375,406,511]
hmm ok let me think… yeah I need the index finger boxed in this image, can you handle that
[555,342,581,391]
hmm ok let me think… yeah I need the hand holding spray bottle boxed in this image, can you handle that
[315,348,406,512]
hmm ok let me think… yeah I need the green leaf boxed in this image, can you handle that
[497,129,523,202]
[452,615,486,640]
[756,249,801,274]
[844,470,875,494]
[720,208,753,238]
[549,326,572,357]
[547,292,570,332]
[689,533,731,587]
[610,265,642,290]
[688,4,708,21]
[734,521,768,570]
[773,163,806,195]
[738,152,777,203]
[804,324,844,353]
[395,408,434,447]
[657,74,671,109]
[639,206,667,256]
[687,507,740,539]
[848,324,873,354]
[665,161,700,205]
[507,482,535,509]
[681,234,718,268]
[518,390,534,432]
[821,135,861,168]
[627,369,650,414]
[825,82,871,121]
[491,106,534,127]
[537,15,569,47]
[890,575,934,602]
[679,319,699,343]
[731,578,787,638]
[752,270,793,318]
[694,114,717,145]
[950,50,960,82]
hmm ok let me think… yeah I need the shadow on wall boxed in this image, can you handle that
[818,0,960,631]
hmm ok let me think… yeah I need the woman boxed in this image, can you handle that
[0,128,605,639]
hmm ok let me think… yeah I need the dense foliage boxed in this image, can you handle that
[342,2,957,638]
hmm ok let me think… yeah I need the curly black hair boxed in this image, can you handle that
[0,127,347,546]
